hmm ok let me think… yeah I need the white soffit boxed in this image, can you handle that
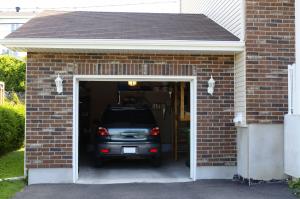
[0,38,245,54]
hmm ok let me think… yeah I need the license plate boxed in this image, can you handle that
[123,147,136,154]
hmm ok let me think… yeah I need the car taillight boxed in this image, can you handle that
[150,127,159,136]
[149,148,158,153]
[98,127,109,137]
[100,148,110,153]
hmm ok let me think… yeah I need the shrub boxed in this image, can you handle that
[289,179,300,197]
[0,55,25,92]
[0,99,25,156]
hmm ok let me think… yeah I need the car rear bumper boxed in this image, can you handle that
[96,142,161,158]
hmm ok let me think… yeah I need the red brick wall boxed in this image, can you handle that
[246,0,295,124]
[196,56,236,166]
[26,52,235,168]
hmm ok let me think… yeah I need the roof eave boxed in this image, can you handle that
[0,38,245,54]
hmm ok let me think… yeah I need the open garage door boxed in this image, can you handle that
[73,76,197,183]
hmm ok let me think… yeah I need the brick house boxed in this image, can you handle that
[1,0,295,184]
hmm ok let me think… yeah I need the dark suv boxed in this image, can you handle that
[95,106,161,166]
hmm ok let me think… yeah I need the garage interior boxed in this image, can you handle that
[78,81,191,183]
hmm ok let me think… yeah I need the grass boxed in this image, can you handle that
[289,179,300,197]
[0,148,24,179]
[0,148,25,199]
[0,180,25,199]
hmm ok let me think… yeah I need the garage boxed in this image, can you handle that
[74,76,197,183]
[2,11,244,184]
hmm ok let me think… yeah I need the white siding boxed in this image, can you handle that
[234,52,246,126]
[180,0,245,40]
[180,0,202,14]
[0,15,32,57]
[180,0,246,125]
[0,23,14,54]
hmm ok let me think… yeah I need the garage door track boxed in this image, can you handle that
[14,180,297,199]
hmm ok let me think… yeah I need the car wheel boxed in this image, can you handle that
[151,157,161,167]
[95,158,104,167]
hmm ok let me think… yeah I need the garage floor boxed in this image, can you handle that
[78,157,190,184]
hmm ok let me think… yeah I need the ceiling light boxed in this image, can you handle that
[128,81,137,87]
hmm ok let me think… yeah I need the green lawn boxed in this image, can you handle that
[0,148,25,199]
[0,148,24,179]
[0,180,25,199]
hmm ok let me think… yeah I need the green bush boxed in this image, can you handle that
[0,100,25,156]
[289,179,300,197]
[0,55,25,92]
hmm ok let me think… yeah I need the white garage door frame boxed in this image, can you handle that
[72,75,197,183]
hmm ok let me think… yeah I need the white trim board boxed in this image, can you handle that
[1,38,244,54]
[72,75,198,183]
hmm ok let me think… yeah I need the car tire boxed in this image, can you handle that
[151,157,161,167]
[95,158,104,167]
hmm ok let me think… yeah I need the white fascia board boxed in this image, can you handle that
[0,12,36,18]
[0,38,245,53]
[0,18,31,24]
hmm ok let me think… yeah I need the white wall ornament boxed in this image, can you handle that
[55,74,63,94]
[207,75,215,95]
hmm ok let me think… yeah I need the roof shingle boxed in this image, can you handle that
[6,11,239,41]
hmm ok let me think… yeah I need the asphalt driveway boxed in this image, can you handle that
[14,180,297,199]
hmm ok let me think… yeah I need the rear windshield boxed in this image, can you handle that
[102,109,155,124]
